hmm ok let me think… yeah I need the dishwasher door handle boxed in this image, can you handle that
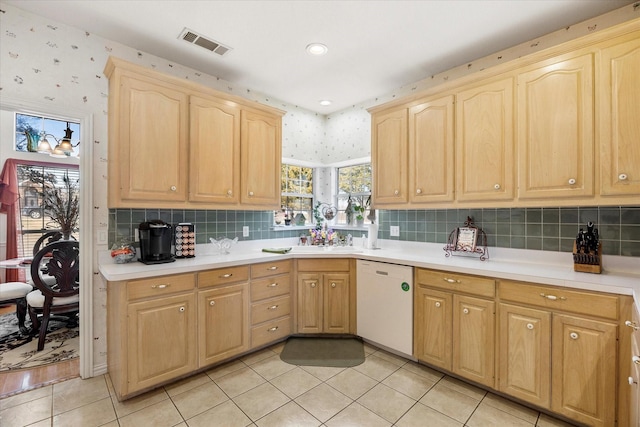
[375,270,389,276]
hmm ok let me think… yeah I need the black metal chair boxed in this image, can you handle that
[32,231,64,256]
[26,240,80,351]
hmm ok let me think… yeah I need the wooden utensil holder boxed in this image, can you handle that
[572,241,602,274]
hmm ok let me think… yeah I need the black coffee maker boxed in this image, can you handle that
[138,220,175,264]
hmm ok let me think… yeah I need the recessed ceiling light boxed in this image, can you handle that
[306,43,328,56]
[319,100,332,106]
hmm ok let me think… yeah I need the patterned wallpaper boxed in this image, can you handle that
[1,1,639,373]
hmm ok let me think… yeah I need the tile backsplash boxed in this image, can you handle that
[110,205,640,257]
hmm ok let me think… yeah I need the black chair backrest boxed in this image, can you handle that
[32,231,63,256]
[30,240,80,298]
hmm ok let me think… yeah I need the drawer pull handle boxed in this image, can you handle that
[210,301,215,306]
[152,284,170,289]
[268,283,278,288]
[443,278,460,284]
[179,306,185,312]
[540,293,566,301]
[570,332,579,340]
[634,356,640,365]
[435,302,441,308]
[268,326,279,332]
[625,320,639,331]
[463,308,469,314]
[268,305,279,310]
[629,376,637,386]
[331,282,336,288]
[527,323,534,330]
[267,266,278,271]
[220,273,233,278]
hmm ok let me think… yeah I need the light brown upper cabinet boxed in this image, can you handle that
[104,56,284,210]
[409,95,455,204]
[517,53,594,200]
[599,34,640,197]
[371,107,408,206]
[455,78,514,202]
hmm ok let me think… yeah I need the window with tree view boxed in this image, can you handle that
[278,164,313,226]
[337,163,372,226]
[16,163,80,257]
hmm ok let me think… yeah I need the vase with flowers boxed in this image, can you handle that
[42,171,80,239]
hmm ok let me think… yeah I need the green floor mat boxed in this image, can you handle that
[280,336,365,367]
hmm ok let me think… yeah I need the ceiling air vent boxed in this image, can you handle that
[178,28,232,56]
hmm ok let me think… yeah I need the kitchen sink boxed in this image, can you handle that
[290,245,364,253]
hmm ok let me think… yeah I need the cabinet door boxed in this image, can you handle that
[599,37,640,196]
[371,107,408,205]
[117,75,189,204]
[456,78,514,201]
[517,54,594,199]
[323,273,350,334]
[409,95,455,203]
[198,283,249,367]
[453,294,495,387]
[297,273,322,333]
[414,286,452,370]
[498,303,551,408]
[240,109,281,207]
[189,96,241,204]
[127,293,196,393]
[551,314,617,427]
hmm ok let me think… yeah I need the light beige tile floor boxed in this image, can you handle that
[0,342,578,426]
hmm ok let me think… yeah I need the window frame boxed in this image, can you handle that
[278,163,315,227]
[335,162,372,227]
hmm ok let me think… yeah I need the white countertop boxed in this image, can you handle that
[99,237,640,308]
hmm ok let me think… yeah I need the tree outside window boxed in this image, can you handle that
[336,163,372,226]
[278,164,313,226]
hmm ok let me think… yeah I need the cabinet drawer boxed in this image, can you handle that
[297,258,350,272]
[499,280,619,320]
[127,273,195,301]
[251,260,292,279]
[198,266,249,289]
[250,274,291,301]
[251,295,291,325]
[416,269,495,298]
[251,316,291,348]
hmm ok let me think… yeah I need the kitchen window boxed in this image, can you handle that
[278,164,313,226]
[336,163,372,226]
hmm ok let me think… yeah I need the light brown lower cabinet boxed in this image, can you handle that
[628,303,640,427]
[414,269,496,388]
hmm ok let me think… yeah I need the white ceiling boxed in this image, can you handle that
[5,0,634,114]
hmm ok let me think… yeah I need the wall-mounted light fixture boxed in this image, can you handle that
[37,122,79,158]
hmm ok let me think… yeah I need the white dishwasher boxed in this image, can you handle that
[357,260,413,358]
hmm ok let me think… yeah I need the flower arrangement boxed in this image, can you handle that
[310,227,336,245]
[42,171,79,239]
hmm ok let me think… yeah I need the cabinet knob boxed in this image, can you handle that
[568,178,576,185]
[227,189,233,196]
[268,326,279,332]
[248,191,254,196]
[310,282,316,288]
[634,356,640,365]
[170,185,177,191]
[210,301,215,306]
[527,323,534,330]
[435,302,441,308]
[416,188,422,195]
[394,189,399,196]
[331,282,336,288]
[619,173,628,181]
[463,308,469,314]
[268,305,279,310]
[625,320,639,331]
[179,306,185,312]
[569,332,579,340]
[494,183,501,190]
[629,376,638,386]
